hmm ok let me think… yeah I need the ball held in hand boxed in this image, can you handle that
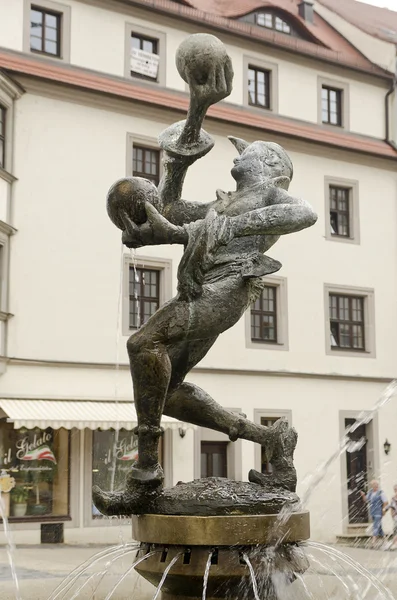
[107,177,161,230]
[176,33,229,86]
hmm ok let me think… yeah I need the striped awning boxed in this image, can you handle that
[0,399,193,431]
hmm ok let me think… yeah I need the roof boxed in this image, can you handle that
[122,0,391,77]
[318,0,397,45]
[155,0,391,75]
[1,49,396,161]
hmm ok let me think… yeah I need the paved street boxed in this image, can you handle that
[1,542,397,599]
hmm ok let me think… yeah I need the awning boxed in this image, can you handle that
[0,399,194,431]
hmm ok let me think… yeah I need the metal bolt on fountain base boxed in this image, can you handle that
[132,512,310,599]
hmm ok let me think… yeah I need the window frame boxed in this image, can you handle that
[245,275,288,351]
[126,133,162,181]
[248,65,271,110]
[324,284,375,358]
[255,12,292,34]
[129,266,160,330]
[324,177,360,244]
[122,255,172,337]
[124,23,166,86]
[200,441,228,478]
[23,0,71,62]
[318,77,350,130]
[329,294,365,352]
[132,145,160,186]
[30,5,62,58]
[243,56,278,113]
[321,86,342,127]
[329,185,350,238]
[250,284,277,343]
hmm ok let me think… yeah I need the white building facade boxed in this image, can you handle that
[0,0,397,544]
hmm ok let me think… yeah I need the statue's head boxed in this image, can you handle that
[229,137,293,186]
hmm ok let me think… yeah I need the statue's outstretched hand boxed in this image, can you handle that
[187,55,233,107]
[121,211,143,249]
[121,203,188,248]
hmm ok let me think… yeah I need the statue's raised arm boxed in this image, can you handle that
[106,34,234,247]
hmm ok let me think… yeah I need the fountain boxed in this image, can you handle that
[90,31,318,599]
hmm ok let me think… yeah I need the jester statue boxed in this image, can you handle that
[93,34,317,516]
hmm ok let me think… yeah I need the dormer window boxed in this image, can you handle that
[256,12,291,34]
[239,10,306,38]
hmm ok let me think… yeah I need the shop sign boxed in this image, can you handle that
[1,431,57,472]
[17,431,57,464]
[130,48,159,79]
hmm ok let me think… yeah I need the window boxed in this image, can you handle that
[322,86,342,126]
[125,24,165,85]
[129,267,160,329]
[30,5,61,57]
[123,256,171,336]
[325,178,359,244]
[248,66,270,109]
[325,285,375,358]
[251,285,277,342]
[329,294,365,351]
[130,33,160,81]
[24,1,71,62]
[200,442,228,478]
[0,421,70,520]
[0,106,5,169]
[246,276,288,350]
[256,12,291,34]
[330,186,350,237]
[132,145,160,186]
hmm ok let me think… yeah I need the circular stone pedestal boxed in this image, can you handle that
[132,512,310,599]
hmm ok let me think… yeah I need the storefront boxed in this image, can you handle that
[0,399,191,543]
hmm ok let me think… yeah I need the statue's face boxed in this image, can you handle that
[231,142,291,184]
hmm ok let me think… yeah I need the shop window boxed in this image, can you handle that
[91,429,163,517]
[0,421,70,520]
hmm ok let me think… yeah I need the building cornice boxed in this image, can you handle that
[1,49,396,161]
[2,355,395,384]
[0,70,25,99]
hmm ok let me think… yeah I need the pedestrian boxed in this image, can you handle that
[386,484,397,550]
[360,480,388,548]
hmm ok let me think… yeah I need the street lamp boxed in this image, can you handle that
[384,439,391,455]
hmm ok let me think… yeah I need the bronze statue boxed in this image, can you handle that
[93,33,317,516]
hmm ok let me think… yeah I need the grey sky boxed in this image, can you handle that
[358,0,397,9]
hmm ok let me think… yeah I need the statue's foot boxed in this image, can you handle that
[257,417,293,461]
[248,468,297,493]
[92,464,164,516]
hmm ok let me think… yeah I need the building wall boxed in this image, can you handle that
[8,90,397,379]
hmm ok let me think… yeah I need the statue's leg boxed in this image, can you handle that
[164,380,297,491]
[126,336,171,486]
